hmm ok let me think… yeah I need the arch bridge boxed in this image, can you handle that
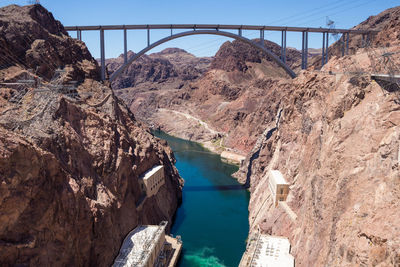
[64,24,378,81]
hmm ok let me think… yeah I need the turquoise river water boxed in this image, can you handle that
[154,132,250,267]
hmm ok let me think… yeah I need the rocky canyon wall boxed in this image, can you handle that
[0,4,182,266]
[234,19,400,264]
[107,5,400,266]
[236,68,400,266]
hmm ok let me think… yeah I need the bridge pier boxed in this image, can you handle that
[147,26,150,47]
[124,28,128,64]
[361,33,371,48]
[322,32,325,66]
[301,31,308,69]
[238,28,242,37]
[321,32,329,67]
[76,30,82,41]
[341,32,350,56]
[325,32,329,64]
[305,31,308,68]
[281,30,286,63]
[100,29,105,80]
[362,34,365,47]
[301,32,304,69]
[341,33,345,57]
[260,29,264,46]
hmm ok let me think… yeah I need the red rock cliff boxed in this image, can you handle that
[0,4,182,266]
[234,7,400,264]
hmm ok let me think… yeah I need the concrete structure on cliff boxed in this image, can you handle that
[268,170,289,207]
[65,24,378,81]
[135,165,165,210]
[139,165,165,197]
[113,221,182,267]
[239,233,294,267]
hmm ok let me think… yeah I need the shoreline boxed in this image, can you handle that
[150,108,247,165]
[153,128,247,166]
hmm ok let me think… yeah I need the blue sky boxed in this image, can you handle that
[1,0,398,58]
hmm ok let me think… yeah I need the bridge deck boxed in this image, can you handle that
[65,24,377,34]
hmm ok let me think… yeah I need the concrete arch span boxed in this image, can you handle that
[109,29,296,82]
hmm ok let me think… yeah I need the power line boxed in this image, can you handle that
[265,0,350,26]
[293,0,380,27]
[151,0,372,56]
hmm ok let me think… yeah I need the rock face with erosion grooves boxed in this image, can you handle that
[211,38,301,73]
[107,48,212,90]
[234,10,400,264]
[0,4,100,82]
[0,4,182,266]
[234,58,400,265]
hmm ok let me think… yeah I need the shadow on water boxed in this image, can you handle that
[153,130,249,267]
[184,184,246,192]
[170,204,186,234]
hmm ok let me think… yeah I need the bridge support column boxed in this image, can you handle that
[305,31,308,69]
[346,32,349,55]
[100,29,105,81]
[147,27,150,47]
[322,32,326,67]
[77,30,82,41]
[238,28,242,37]
[322,32,329,66]
[301,31,308,69]
[361,34,365,47]
[301,32,304,69]
[124,28,127,64]
[341,34,345,57]
[281,30,286,63]
[260,29,264,46]
[325,32,329,64]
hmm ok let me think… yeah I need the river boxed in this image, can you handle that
[154,131,250,267]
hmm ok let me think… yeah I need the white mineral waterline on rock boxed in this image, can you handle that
[158,108,221,135]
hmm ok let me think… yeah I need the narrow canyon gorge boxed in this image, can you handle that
[0,2,400,267]
[108,6,400,267]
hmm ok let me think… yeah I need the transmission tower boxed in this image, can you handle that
[326,17,340,42]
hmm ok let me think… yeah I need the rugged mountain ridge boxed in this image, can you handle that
[211,38,301,73]
[0,4,182,266]
[0,4,99,82]
[107,48,212,90]
[233,6,400,266]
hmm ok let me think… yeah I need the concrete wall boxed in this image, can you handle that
[139,165,165,197]
[276,184,289,202]
[146,231,165,267]
[268,170,289,206]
